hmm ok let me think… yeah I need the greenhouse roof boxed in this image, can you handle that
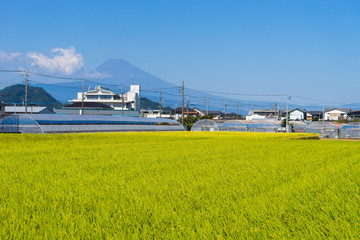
[15,114,179,125]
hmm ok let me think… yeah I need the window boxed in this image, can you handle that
[100,95,112,100]
[86,95,98,100]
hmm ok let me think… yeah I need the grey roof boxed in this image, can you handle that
[307,111,323,115]
[5,106,53,114]
[63,102,113,109]
[324,108,351,114]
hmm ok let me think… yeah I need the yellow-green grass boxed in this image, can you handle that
[0,132,359,239]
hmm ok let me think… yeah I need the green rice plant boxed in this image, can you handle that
[0,132,359,239]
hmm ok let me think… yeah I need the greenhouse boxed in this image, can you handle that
[304,122,338,138]
[245,120,280,133]
[220,120,247,132]
[0,114,185,134]
[339,123,360,138]
[191,119,220,132]
[290,121,309,133]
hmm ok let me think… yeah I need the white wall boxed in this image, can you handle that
[325,110,347,121]
[289,110,305,120]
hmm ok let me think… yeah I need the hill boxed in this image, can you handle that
[0,84,62,109]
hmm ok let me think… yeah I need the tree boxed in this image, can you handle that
[181,115,198,131]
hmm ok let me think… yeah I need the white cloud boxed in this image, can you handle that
[0,50,22,62]
[26,47,84,75]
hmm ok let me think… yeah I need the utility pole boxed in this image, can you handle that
[25,72,29,114]
[286,95,291,133]
[205,98,209,115]
[81,79,85,115]
[159,91,162,118]
[224,101,227,118]
[121,86,124,116]
[181,81,184,125]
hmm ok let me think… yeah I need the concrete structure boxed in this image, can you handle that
[324,108,351,121]
[5,106,54,115]
[71,85,140,111]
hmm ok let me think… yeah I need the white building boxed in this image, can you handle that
[71,85,140,111]
[141,109,172,119]
[246,114,266,120]
[324,108,351,121]
[289,109,307,121]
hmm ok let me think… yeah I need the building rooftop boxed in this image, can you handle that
[63,102,113,109]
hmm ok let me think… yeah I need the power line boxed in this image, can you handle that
[0,69,350,109]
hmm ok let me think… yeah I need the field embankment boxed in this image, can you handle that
[0,132,359,238]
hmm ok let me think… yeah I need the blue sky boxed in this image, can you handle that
[1,0,360,104]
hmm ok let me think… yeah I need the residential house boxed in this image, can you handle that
[350,110,360,119]
[192,108,222,119]
[246,109,279,120]
[141,109,172,119]
[172,107,198,120]
[289,109,307,121]
[307,111,323,121]
[324,108,351,121]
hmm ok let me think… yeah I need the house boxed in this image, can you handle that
[307,111,323,121]
[70,85,140,111]
[351,110,360,118]
[54,102,140,116]
[246,114,266,120]
[324,108,351,121]
[172,107,198,120]
[223,113,239,119]
[249,109,278,118]
[192,108,222,119]
[246,109,279,120]
[5,106,54,114]
[141,109,172,119]
[289,109,307,121]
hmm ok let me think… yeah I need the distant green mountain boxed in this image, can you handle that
[141,97,172,111]
[0,84,62,109]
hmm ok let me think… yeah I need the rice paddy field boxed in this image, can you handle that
[0,132,359,239]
